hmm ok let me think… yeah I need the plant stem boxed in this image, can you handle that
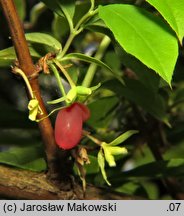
[90,0,95,11]
[53,59,75,87]
[0,0,64,178]
[82,35,111,87]
[13,67,34,99]
[58,32,76,58]
[83,130,102,146]
[58,8,98,58]
[74,9,98,33]
[49,63,66,98]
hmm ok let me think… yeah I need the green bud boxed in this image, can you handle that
[76,86,92,96]
[66,87,77,103]
[108,146,128,155]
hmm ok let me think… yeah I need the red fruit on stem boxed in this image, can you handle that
[54,102,90,150]
[75,102,90,121]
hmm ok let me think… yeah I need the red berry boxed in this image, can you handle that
[74,102,90,122]
[54,103,90,150]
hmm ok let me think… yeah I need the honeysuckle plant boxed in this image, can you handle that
[10,18,135,187]
[24,49,136,186]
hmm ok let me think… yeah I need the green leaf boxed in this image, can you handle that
[59,53,112,71]
[52,14,70,39]
[84,155,99,175]
[97,149,111,185]
[99,4,178,85]
[0,46,40,67]
[115,182,141,196]
[164,141,184,159]
[141,182,159,200]
[59,53,124,84]
[109,130,138,146]
[25,33,62,53]
[147,0,184,44]
[0,145,46,172]
[0,47,16,67]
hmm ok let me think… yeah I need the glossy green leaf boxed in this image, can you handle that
[99,4,178,85]
[25,33,62,53]
[97,149,111,185]
[59,52,124,84]
[109,130,138,146]
[0,145,46,172]
[147,0,184,44]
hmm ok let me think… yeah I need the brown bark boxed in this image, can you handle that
[0,165,141,200]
